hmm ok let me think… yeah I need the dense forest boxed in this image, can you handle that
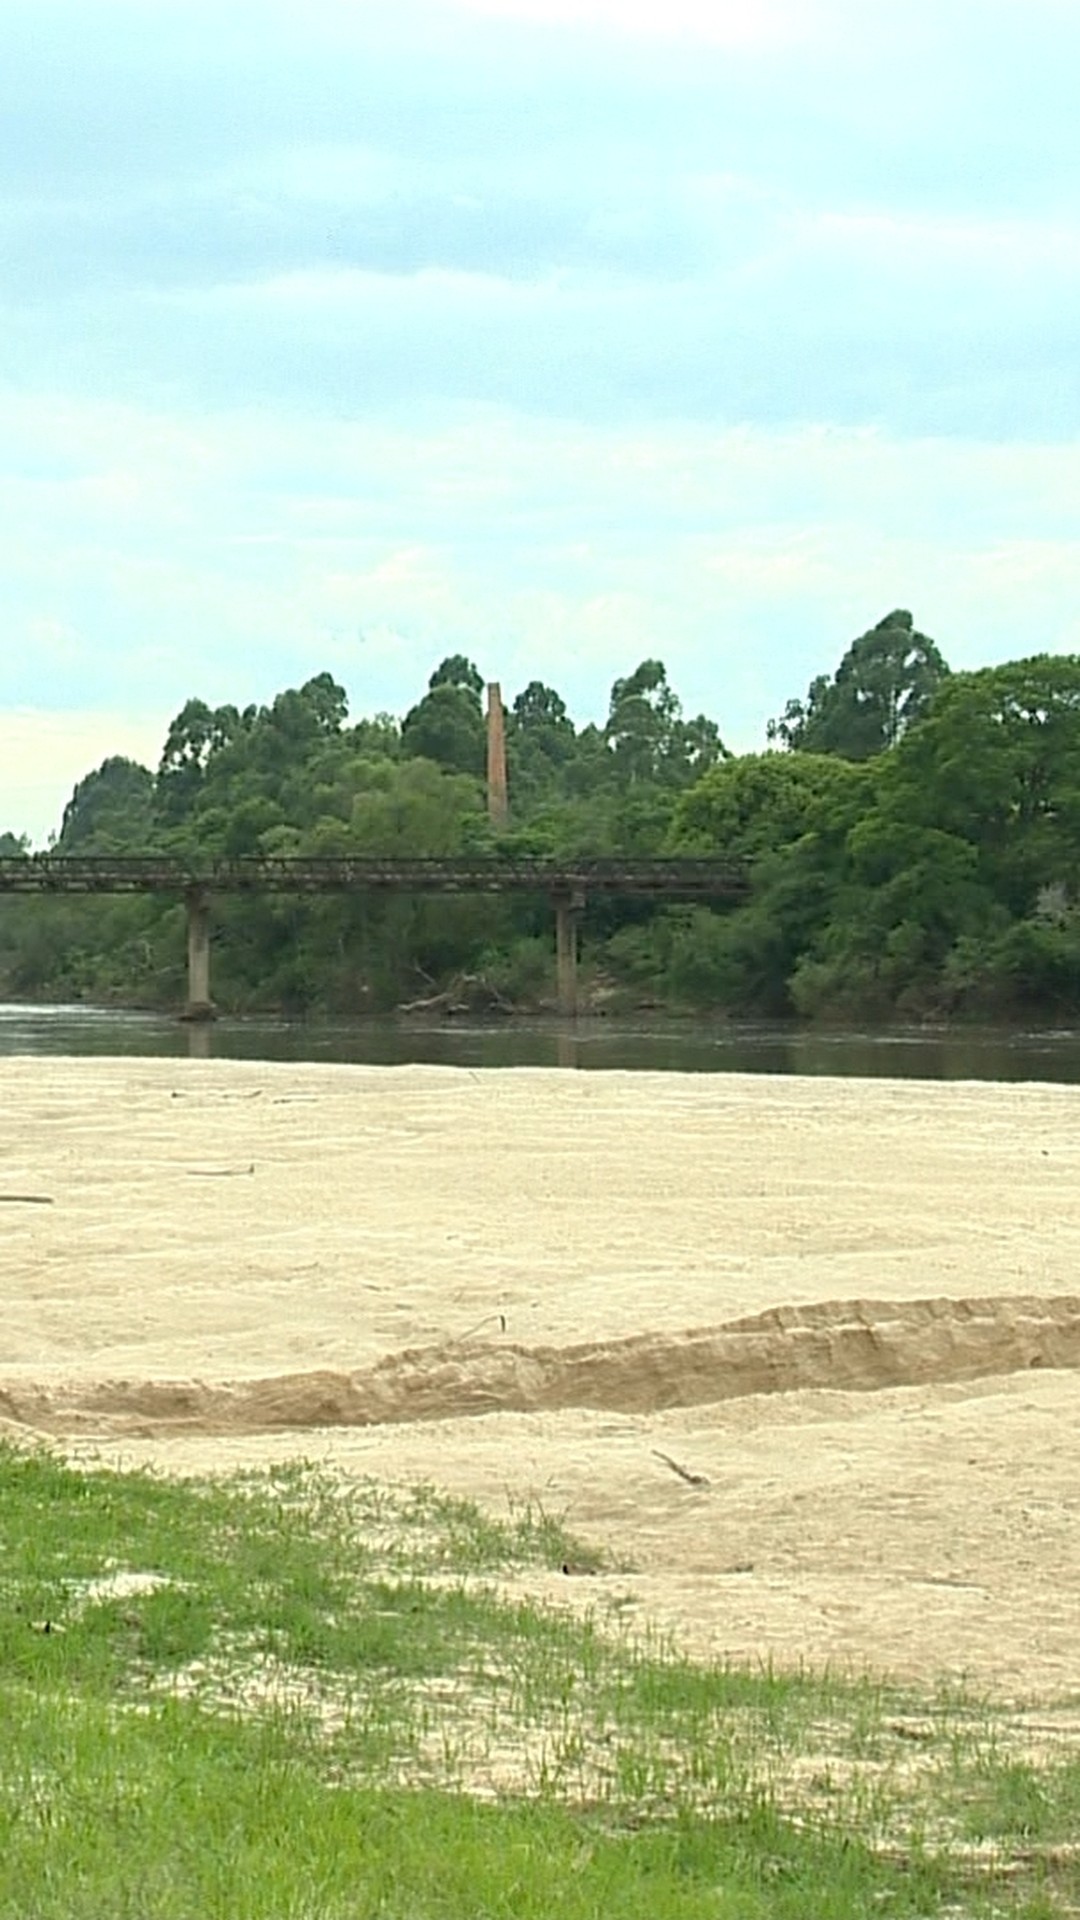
[4,610,1080,1022]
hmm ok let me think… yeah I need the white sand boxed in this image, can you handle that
[3,1054,1080,1699]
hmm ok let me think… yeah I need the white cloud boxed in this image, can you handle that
[2,0,1079,847]
[3,389,1080,847]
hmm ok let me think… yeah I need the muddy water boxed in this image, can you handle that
[3,1002,1080,1080]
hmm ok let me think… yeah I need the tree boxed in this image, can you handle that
[511,681,575,756]
[348,713,401,759]
[876,654,1080,911]
[768,610,949,759]
[505,680,576,807]
[401,682,486,776]
[293,671,349,736]
[606,660,727,787]
[156,698,243,822]
[788,816,996,1019]
[673,751,871,861]
[259,675,349,751]
[667,752,876,1014]
[783,656,1080,1017]
[158,698,241,776]
[428,655,484,702]
[606,660,678,783]
[58,757,156,853]
[26,645,1080,1023]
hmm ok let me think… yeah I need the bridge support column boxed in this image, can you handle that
[183,889,215,1022]
[553,888,584,1017]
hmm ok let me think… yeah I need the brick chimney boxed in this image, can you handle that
[486,682,509,827]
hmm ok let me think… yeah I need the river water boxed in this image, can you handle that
[2,1002,1080,1081]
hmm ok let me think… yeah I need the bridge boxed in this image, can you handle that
[0,854,750,1017]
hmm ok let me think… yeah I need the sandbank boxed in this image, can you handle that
[3,1054,1079,1700]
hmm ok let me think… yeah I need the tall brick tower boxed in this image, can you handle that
[486,682,509,827]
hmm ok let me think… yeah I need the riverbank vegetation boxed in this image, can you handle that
[1,1441,1076,1917]
[4,611,1080,1021]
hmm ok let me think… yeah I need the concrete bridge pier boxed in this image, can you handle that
[183,888,215,1021]
[553,887,585,1017]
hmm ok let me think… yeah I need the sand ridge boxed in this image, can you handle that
[3,1293,1079,1438]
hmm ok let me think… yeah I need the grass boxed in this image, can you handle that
[0,1444,1077,1917]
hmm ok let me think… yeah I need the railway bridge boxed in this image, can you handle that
[0,854,749,1018]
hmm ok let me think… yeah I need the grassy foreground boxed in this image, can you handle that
[0,1444,1077,1917]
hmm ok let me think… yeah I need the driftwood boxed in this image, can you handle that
[398,972,516,1017]
[652,1449,711,1489]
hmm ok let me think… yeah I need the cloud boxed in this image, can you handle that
[5,0,1076,215]
[1,0,1078,844]
[9,214,1080,441]
[3,389,1080,836]
[4,0,1078,448]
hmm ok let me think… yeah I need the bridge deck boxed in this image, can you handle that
[0,855,749,900]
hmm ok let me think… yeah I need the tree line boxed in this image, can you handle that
[3,610,1080,1021]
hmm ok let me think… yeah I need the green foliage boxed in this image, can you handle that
[663,754,874,1014]
[784,653,1080,1017]
[876,654,1080,905]
[9,633,1080,1022]
[508,681,578,806]
[673,751,870,859]
[402,682,487,775]
[768,609,950,760]
[428,652,485,700]
[0,1445,1070,1918]
[606,659,727,787]
[58,756,157,854]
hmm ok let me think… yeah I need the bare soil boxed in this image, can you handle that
[4,1054,1080,1701]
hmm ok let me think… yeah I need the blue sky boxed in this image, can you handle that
[3,0,1079,843]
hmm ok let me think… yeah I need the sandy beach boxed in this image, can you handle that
[3,1054,1080,1701]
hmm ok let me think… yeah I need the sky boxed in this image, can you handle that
[3,0,1079,844]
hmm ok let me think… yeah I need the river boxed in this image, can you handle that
[2,1002,1080,1081]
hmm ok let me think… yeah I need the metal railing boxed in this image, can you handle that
[0,854,749,901]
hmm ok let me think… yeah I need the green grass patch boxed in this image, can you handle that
[0,1442,1076,1916]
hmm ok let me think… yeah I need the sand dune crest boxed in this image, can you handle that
[3,1292,1077,1439]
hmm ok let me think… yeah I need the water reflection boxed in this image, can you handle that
[2,1002,1080,1082]
[184,1021,213,1061]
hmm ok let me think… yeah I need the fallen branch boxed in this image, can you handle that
[398,971,516,1016]
[652,1449,710,1488]
[456,1313,508,1344]
[0,1194,53,1205]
